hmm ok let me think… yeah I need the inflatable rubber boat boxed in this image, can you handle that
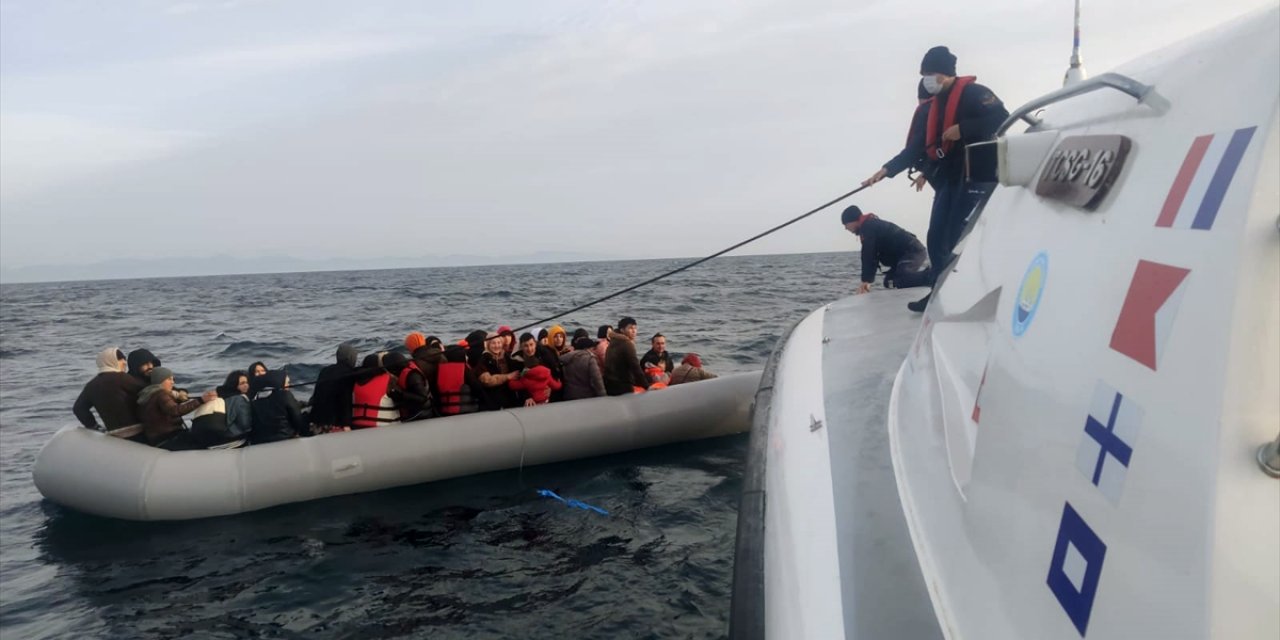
[33,371,760,521]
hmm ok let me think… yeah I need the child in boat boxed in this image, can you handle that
[508,364,562,406]
[669,354,718,385]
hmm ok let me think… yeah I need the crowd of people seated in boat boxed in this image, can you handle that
[72,317,719,451]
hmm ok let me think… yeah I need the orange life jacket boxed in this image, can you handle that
[924,75,976,160]
[351,372,398,429]
[436,362,477,415]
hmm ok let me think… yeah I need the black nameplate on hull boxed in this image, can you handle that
[1036,135,1132,211]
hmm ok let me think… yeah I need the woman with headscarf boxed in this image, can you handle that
[547,326,571,356]
[497,326,517,356]
[593,325,612,370]
[217,370,254,438]
[138,367,217,450]
[73,346,144,432]
[249,369,312,443]
[669,354,718,385]
[309,344,359,431]
[189,370,253,448]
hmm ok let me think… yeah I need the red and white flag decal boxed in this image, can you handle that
[1109,260,1191,371]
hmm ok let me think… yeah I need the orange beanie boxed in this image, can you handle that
[405,332,427,352]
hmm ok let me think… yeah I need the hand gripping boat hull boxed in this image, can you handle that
[33,371,760,521]
[732,8,1279,639]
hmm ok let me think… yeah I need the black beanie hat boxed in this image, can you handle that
[920,46,957,76]
[572,336,596,351]
[444,344,467,363]
[917,79,930,100]
[841,205,863,225]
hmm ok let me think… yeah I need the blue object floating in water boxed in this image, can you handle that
[537,489,609,516]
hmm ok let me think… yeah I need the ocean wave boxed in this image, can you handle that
[219,340,298,358]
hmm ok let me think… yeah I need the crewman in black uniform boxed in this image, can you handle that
[863,46,1008,311]
[877,80,935,194]
[841,206,932,294]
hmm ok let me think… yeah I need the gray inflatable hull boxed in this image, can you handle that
[33,371,760,521]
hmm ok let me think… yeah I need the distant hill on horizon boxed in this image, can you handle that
[0,250,845,285]
[0,251,614,284]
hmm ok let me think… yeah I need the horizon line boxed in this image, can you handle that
[0,249,848,286]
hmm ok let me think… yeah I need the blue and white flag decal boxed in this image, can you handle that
[1074,381,1143,505]
[1047,502,1107,637]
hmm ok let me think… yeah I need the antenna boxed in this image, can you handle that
[1063,0,1088,86]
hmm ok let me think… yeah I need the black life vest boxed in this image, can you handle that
[924,75,976,160]
[436,362,478,415]
[351,372,398,429]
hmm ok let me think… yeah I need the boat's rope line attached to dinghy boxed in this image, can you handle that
[285,183,869,389]
[510,183,871,333]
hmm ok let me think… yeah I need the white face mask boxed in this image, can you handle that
[921,74,943,95]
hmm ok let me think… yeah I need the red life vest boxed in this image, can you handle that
[906,100,929,146]
[924,76,977,160]
[351,372,398,429]
[436,362,477,415]
[395,361,430,420]
[396,361,423,390]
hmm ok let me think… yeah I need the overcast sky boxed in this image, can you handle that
[1,0,1274,275]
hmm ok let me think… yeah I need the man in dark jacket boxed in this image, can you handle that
[126,348,161,384]
[603,317,650,396]
[512,333,565,382]
[384,352,433,420]
[309,344,358,429]
[250,369,311,443]
[74,347,144,431]
[409,336,447,413]
[875,80,935,193]
[864,46,1008,311]
[639,333,674,376]
[841,206,932,293]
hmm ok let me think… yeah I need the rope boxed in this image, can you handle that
[285,184,869,389]
[510,183,869,333]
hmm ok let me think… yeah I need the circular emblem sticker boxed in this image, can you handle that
[1013,252,1048,337]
